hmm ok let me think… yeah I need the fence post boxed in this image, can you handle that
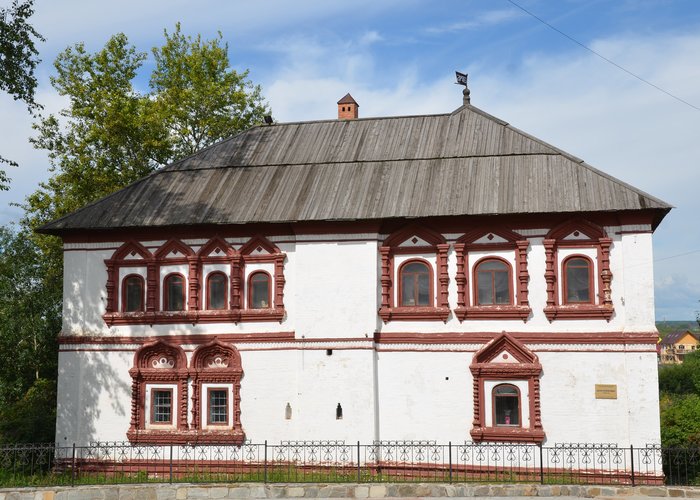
[357,441,361,483]
[539,443,544,485]
[630,445,635,487]
[264,440,268,483]
[448,441,453,483]
[71,443,76,487]
[169,444,173,484]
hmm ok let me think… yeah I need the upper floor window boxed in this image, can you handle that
[563,256,593,304]
[122,274,145,312]
[493,384,520,426]
[248,271,271,309]
[475,259,511,305]
[206,272,228,310]
[164,273,186,311]
[399,260,431,307]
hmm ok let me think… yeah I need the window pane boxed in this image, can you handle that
[479,260,507,271]
[401,273,416,306]
[251,274,270,308]
[124,277,143,312]
[417,273,429,306]
[209,389,228,424]
[166,276,185,311]
[494,386,519,426]
[566,259,590,303]
[400,262,430,307]
[208,274,226,310]
[152,390,172,423]
[403,262,427,274]
[477,271,494,305]
[494,270,510,304]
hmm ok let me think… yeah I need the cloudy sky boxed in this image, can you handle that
[1,0,699,319]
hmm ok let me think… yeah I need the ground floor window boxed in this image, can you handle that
[493,384,520,426]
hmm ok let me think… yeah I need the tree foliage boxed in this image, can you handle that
[658,350,700,447]
[0,0,44,188]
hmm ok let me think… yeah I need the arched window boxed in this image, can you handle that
[248,271,271,309]
[475,259,511,305]
[163,273,186,311]
[122,274,145,312]
[399,260,431,307]
[206,272,228,310]
[563,256,593,304]
[493,384,520,426]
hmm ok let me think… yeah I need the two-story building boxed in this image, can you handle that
[39,87,671,448]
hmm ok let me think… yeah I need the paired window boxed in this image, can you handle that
[475,259,511,305]
[122,275,145,312]
[164,273,186,311]
[493,384,520,426]
[399,261,431,307]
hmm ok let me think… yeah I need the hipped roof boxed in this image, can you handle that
[38,104,672,235]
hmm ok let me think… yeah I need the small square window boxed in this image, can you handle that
[151,389,172,424]
[208,389,228,425]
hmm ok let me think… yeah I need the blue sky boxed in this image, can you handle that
[1,0,700,319]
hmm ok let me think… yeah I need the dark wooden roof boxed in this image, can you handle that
[38,104,672,235]
[337,93,358,105]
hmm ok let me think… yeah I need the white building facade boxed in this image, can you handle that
[43,95,670,448]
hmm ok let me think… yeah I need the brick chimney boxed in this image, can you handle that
[337,93,358,120]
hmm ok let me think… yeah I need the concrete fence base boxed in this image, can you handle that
[1,483,700,499]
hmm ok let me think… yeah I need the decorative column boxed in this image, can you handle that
[599,237,613,307]
[379,246,392,322]
[128,371,140,433]
[532,377,543,431]
[190,375,200,430]
[179,376,189,430]
[471,370,481,428]
[230,255,242,309]
[104,260,116,314]
[274,254,286,310]
[436,243,450,309]
[187,256,200,311]
[454,243,467,309]
[516,240,530,307]
[146,260,157,312]
[543,239,556,321]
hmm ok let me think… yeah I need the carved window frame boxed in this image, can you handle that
[378,224,449,322]
[127,340,189,444]
[189,338,245,443]
[239,236,286,322]
[455,228,530,321]
[543,219,613,321]
[561,255,594,305]
[470,333,545,443]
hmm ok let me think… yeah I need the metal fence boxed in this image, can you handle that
[0,441,698,488]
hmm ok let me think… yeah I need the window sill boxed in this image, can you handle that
[378,306,450,323]
[104,309,285,326]
[455,306,531,322]
[127,429,245,445]
[543,305,614,322]
[470,426,545,443]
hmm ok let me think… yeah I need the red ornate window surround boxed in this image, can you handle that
[378,224,450,322]
[127,340,189,444]
[189,338,245,444]
[470,333,545,443]
[103,236,286,326]
[454,228,531,321]
[543,219,613,321]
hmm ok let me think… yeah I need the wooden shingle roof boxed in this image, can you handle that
[37,104,672,235]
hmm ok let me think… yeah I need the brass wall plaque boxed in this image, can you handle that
[595,384,617,399]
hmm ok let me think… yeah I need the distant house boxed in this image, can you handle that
[659,331,700,364]
[39,83,671,448]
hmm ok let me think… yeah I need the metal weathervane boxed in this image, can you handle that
[455,71,470,105]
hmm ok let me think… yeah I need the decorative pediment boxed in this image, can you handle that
[133,339,187,371]
[457,227,523,245]
[473,332,538,365]
[197,236,236,258]
[154,239,194,259]
[383,223,445,247]
[240,235,279,256]
[112,240,152,261]
[546,219,606,241]
[191,338,242,371]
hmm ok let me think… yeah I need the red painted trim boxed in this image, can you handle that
[121,274,145,313]
[375,331,657,345]
[59,332,296,345]
[247,270,272,309]
[154,238,195,259]
[382,222,446,247]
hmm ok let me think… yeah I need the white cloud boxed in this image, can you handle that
[423,8,522,34]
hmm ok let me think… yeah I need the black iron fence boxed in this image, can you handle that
[0,441,698,488]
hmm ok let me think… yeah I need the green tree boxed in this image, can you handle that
[660,393,700,447]
[0,0,44,189]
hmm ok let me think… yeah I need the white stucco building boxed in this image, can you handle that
[39,89,671,449]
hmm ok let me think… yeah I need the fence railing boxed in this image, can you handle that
[0,441,698,488]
